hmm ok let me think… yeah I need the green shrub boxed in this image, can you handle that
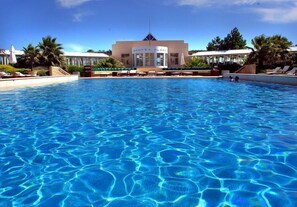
[66,65,84,74]
[0,64,17,73]
[36,69,48,76]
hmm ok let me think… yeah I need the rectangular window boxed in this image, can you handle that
[121,54,130,66]
[170,53,179,65]
[157,53,164,66]
[136,53,143,67]
[145,53,154,66]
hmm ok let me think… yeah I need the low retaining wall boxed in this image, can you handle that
[223,73,297,86]
[0,75,79,89]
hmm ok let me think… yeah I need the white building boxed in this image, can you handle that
[0,49,109,66]
[191,47,297,65]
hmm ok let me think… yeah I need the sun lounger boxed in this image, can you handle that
[267,67,281,74]
[156,72,165,76]
[281,66,290,74]
[137,72,146,76]
[118,70,128,76]
[0,71,12,78]
[267,66,290,75]
[129,70,137,76]
[13,72,32,78]
[148,71,156,76]
[287,67,297,75]
[182,71,193,76]
[172,71,181,76]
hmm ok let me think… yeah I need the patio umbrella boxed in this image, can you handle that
[9,45,17,64]
[180,53,185,66]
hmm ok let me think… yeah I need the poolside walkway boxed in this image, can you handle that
[80,75,222,80]
[223,73,297,86]
[0,75,79,90]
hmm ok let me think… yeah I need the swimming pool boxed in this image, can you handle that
[0,79,296,206]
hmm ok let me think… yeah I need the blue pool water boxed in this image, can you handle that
[0,79,296,207]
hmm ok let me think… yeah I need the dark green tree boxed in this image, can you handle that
[38,36,65,68]
[247,34,292,68]
[207,36,223,51]
[221,27,246,50]
[21,44,40,70]
[206,27,246,51]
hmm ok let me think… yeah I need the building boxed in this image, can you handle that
[112,33,189,68]
[191,46,297,65]
[191,49,252,65]
[64,52,108,66]
[0,49,108,66]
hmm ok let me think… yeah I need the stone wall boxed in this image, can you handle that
[49,66,70,76]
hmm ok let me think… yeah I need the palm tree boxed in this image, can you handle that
[38,36,65,68]
[248,35,270,68]
[269,35,292,65]
[21,44,40,70]
[247,34,293,69]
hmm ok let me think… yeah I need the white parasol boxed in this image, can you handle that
[9,45,17,64]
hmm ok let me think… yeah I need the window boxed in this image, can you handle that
[136,53,143,67]
[145,53,154,66]
[170,53,179,65]
[157,53,164,66]
[121,54,130,66]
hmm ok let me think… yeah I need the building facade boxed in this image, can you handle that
[0,50,108,66]
[112,33,189,68]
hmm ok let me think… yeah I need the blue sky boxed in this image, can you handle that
[1,0,297,52]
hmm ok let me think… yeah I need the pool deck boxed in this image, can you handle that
[223,73,297,86]
[80,75,222,80]
[0,75,79,90]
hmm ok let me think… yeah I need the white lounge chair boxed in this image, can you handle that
[287,67,297,75]
[281,66,290,74]
[148,71,156,76]
[118,70,128,76]
[14,72,26,77]
[267,67,281,74]
[129,70,137,76]
[0,71,12,78]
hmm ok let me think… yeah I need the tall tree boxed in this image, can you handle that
[21,44,40,70]
[206,27,246,51]
[207,36,223,51]
[221,27,246,50]
[38,36,65,68]
[247,34,292,68]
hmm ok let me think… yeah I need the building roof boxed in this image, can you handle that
[191,49,253,57]
[192,46,297,57]
[64,52,109,58]
[143,33,157,41]
[3,50,109,58]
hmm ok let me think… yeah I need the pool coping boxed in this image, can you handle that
[223,73,297,86]
[0,75,79,90]
[80,75,222,80]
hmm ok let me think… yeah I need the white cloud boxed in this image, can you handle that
[174,0,297,23]
[73,11,92,22]
[175,0,295,7]
[57,0,94,8]
[64,43,86,52]
[255,6,297,23]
